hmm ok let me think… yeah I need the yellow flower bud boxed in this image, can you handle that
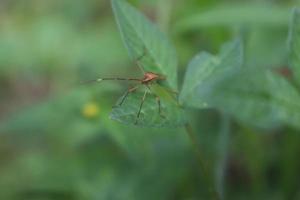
[82,102,100,118]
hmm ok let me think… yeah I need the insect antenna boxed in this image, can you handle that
[80,77,141,85]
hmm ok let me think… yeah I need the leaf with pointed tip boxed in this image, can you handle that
[111,0,178,90]
[288,8,300,86]
[179,39,243,109]
[110,0,185,127]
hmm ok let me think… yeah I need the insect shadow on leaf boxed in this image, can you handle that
[82,49,178,125]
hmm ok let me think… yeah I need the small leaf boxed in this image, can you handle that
[111,0,178,89]
[179,39,243,108]
[110,90,186,127]
[207,68,300,129]
[288,8,300,86]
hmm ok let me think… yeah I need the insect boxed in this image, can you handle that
[83,50,177,125]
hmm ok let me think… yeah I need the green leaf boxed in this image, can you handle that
[111,0,178,89]
[288,8,300,86]
[207,68,300,129]
[179,39,243,109]
[175,4,290,33]
[110,0,185,127]
[110,90,186,127]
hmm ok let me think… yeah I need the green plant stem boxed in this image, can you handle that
[184,122,220,200]
[215,112,231,200]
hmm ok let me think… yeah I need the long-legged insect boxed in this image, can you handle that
[82,50,172,124]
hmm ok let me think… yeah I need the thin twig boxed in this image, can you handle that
[184,122,220,200]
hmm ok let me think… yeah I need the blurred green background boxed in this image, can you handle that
[1,0,300,199]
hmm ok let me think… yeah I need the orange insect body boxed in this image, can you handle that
[141,72,166,84]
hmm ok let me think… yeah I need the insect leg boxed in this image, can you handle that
[153,94,166,118]
[115,85,139,107]
[145,85,165,118]
[155,96,162,115]
[135,90,148,125]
